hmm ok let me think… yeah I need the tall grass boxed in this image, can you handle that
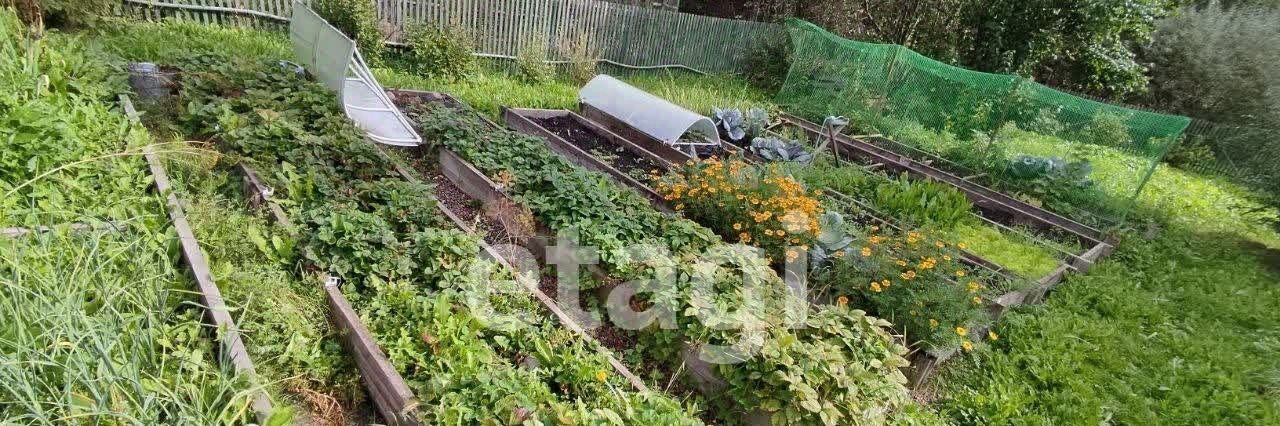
[0,230,258,424]
[162,142,365,421]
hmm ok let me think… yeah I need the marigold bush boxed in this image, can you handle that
[816,228,994,353]
[653,158,822,262]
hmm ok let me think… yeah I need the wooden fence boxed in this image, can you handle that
[121,0,778,73]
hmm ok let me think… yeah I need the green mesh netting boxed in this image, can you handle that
[777,19,1193,225]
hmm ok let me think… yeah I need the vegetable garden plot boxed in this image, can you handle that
[768,115,1117,282]
[170,58,698,424]
[578,101,740,159]
[502,105,1032,386]
[399,92,930,425]
[518,104,1027,283]
[231,163,413,425]
[122,95,276,421]
[389,91,702,402]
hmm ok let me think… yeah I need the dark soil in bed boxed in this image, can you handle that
[531,116,661,180]
[692,143,732,159]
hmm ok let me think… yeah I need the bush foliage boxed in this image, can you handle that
[312,0,385,63]
[405,23,476,81]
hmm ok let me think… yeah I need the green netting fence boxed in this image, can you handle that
[777,19,1193,227]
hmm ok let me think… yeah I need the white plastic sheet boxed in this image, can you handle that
[289,1,420,146]
[578,75,720,146]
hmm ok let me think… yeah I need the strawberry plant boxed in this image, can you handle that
[179,57,703,423]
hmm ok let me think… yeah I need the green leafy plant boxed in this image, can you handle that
[556,30,601,84]
[815,228,995,353]
[873,173,975,227]
[313,0,386,63]
[712,106,769,142]
[405,23,476,81]
[515,36,555,84]
[312,0,386,63]
[750,136,815,163]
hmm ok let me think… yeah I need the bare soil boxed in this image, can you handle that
[532,115,661,181]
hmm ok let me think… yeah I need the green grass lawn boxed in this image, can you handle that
[91,18,1280,425]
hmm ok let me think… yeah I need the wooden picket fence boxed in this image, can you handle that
[120,0,778,73]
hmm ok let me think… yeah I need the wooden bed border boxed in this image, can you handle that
[233,162,420,425]
[120,94,275,422]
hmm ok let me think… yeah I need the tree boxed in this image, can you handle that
[1144,1,1280,127]
[958,0,1177,98]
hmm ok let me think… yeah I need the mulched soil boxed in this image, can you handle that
[531,115,662,179]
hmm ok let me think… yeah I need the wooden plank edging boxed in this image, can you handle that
[431,148,652,393]
[502,107,671,210]
[235,163,420,426]
[119,94,274,422]
[779,113,1108,247]
[1,221,124,238]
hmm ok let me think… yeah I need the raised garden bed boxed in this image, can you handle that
[775,114,1114,248]
[233,161,419,426]
[398,91,920,424]
[503,108,670,209]
[504,102,1122,387]
[578,101,739,160]
[121,94,275,422]
[144,60,688,423]
[389,90,684,398]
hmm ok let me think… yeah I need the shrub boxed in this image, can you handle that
[312,0,385,63]
[515,36,555,84]
[739,31,792,93]
[16,0,113,29]
[556,30,601,85]
[1075,111,1132,150]
[1162,136,1219,173]
[652,158,822,263]
[1145,3,1280,205]
[815,228,993,353]
[404,23,476,81]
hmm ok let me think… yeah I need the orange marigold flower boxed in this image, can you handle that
[837,296,849,306]
[870,282,882,292]
[861,247,872,257]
